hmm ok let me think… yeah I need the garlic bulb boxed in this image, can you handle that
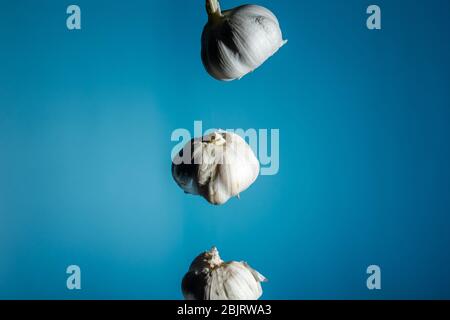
[172,131,259,205]
[182,247,267,300]
[202,0,287,81]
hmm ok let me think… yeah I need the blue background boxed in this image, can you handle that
[0,0,449,299]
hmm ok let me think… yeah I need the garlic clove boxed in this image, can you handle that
[182,247,267,300]
[172,131,259,205]
[210,261,265,300]
[202,0,287,81]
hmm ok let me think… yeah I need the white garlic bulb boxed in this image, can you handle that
[182,247,267,300]
[201,0,287,81]
[172,131,259,205]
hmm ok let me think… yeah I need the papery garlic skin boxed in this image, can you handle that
[182,247,267,300]
[172,131,259,205]
[202,0,287,81]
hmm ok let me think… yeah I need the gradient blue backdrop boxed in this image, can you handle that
[1,0,449,299]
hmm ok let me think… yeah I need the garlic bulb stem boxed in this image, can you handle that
[208,246,223,268]
[206,0,222,19]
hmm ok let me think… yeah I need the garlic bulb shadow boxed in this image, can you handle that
[182,247,267,300]
[172,131,259,205]
[202,0,287,81]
